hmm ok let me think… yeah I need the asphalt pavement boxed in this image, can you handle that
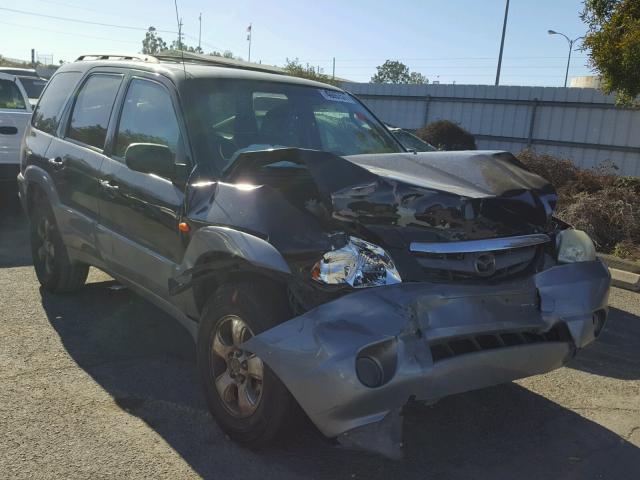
[1,192,639,479]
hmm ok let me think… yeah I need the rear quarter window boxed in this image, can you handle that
[66,74,123,150]
[0,79,26,110]
[32,71,82,135]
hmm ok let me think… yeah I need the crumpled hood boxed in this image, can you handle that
[345,150,551,199]
[220,148,557,243]
[336,150,557,242]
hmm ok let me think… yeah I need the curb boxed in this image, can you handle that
[609,268,640,292]
[597,253,640,274]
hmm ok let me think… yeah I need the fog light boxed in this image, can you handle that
[593,310,607,337]
[356,356,384,388]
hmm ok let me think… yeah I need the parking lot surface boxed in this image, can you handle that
[1,194,639,479]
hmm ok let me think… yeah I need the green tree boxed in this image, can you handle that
[141,27,167,55]
[210,50,237,59]
[371,60,428,84]
[409,71,428,84]
[282,58,341,86]
[581,0,640,104]
[169,39,203,54]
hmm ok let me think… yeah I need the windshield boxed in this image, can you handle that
[185,79,402,173]
[18,76,47,99]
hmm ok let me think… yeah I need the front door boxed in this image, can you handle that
[98,76,187,296]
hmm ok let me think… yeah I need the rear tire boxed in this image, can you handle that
[197,281,295,447]
[30,197,88,293]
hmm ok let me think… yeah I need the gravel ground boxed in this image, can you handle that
[1,194,639,479]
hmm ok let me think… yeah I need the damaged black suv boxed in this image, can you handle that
[18,54,610,458]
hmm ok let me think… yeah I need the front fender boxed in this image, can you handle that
[170,226,291,296]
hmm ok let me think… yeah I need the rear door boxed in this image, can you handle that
[44,72,124,260]
[98,74,188,295]
[0,73,31,180]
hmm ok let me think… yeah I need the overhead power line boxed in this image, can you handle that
[258,56,589,63]
[0,20,140,44]
[0,7,178,34]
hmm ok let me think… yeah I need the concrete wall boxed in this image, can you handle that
[343,82,640,177]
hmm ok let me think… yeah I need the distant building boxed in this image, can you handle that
[570,75,603,89]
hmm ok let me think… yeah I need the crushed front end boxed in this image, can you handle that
[245,248,610,458]
[188,148,611,458]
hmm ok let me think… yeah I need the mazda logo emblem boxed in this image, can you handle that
[474,253,496,276]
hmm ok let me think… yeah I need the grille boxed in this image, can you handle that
[409,234,550,282]
[429,323,572,363]
[413,245,539,281]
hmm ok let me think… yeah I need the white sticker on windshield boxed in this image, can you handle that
[319,89,355,104]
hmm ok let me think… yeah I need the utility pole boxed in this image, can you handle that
[495,0,510,86]
[177,18,184,50]
[332,57,335,80]
[247,23,252,62]
[198,13,202,50]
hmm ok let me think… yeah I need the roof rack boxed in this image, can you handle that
[74,52,286,76]
[155,51,286,75]
[75,54,159,63]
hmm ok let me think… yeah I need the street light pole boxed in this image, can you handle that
[495,0,510,86]
[548,30,584,88]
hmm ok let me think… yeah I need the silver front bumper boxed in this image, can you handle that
[243,260,611,452]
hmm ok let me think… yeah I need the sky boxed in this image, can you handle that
[1,0,593,86]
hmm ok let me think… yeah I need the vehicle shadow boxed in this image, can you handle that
[40,282,640,480]
[0,190,31,268]
[567,307,640,380]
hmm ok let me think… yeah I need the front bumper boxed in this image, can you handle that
[244,260,610,454]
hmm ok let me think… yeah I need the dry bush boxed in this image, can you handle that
[415,120,476,150]
[556,187,640,253]
[613,240,640,261]
[516,149,579,189]
[516,149,617,209]
[517,149,639,257]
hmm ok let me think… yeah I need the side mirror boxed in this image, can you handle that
[124,143,175,178]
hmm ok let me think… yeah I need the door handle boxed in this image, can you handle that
[0,126,18,135]
[48,157,66,170]
[99,179,120,192]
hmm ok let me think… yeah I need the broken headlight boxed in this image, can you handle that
[556,229,596,263]
[311,236,401,288]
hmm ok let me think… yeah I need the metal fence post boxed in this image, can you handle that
[423,95,432,128]
[527,98,539,148]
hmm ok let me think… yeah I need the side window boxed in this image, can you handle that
[32,71,82,135]
[0,78,27,110]
[67,74,122,149]
[115,78,181,159]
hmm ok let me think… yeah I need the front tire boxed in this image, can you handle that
[30,198,88,293]
[197,281,295,446]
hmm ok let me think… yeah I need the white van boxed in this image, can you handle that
[0,72,32,187]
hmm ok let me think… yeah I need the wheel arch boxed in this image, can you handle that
[172,226,293,316]
[22,165,60,217]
